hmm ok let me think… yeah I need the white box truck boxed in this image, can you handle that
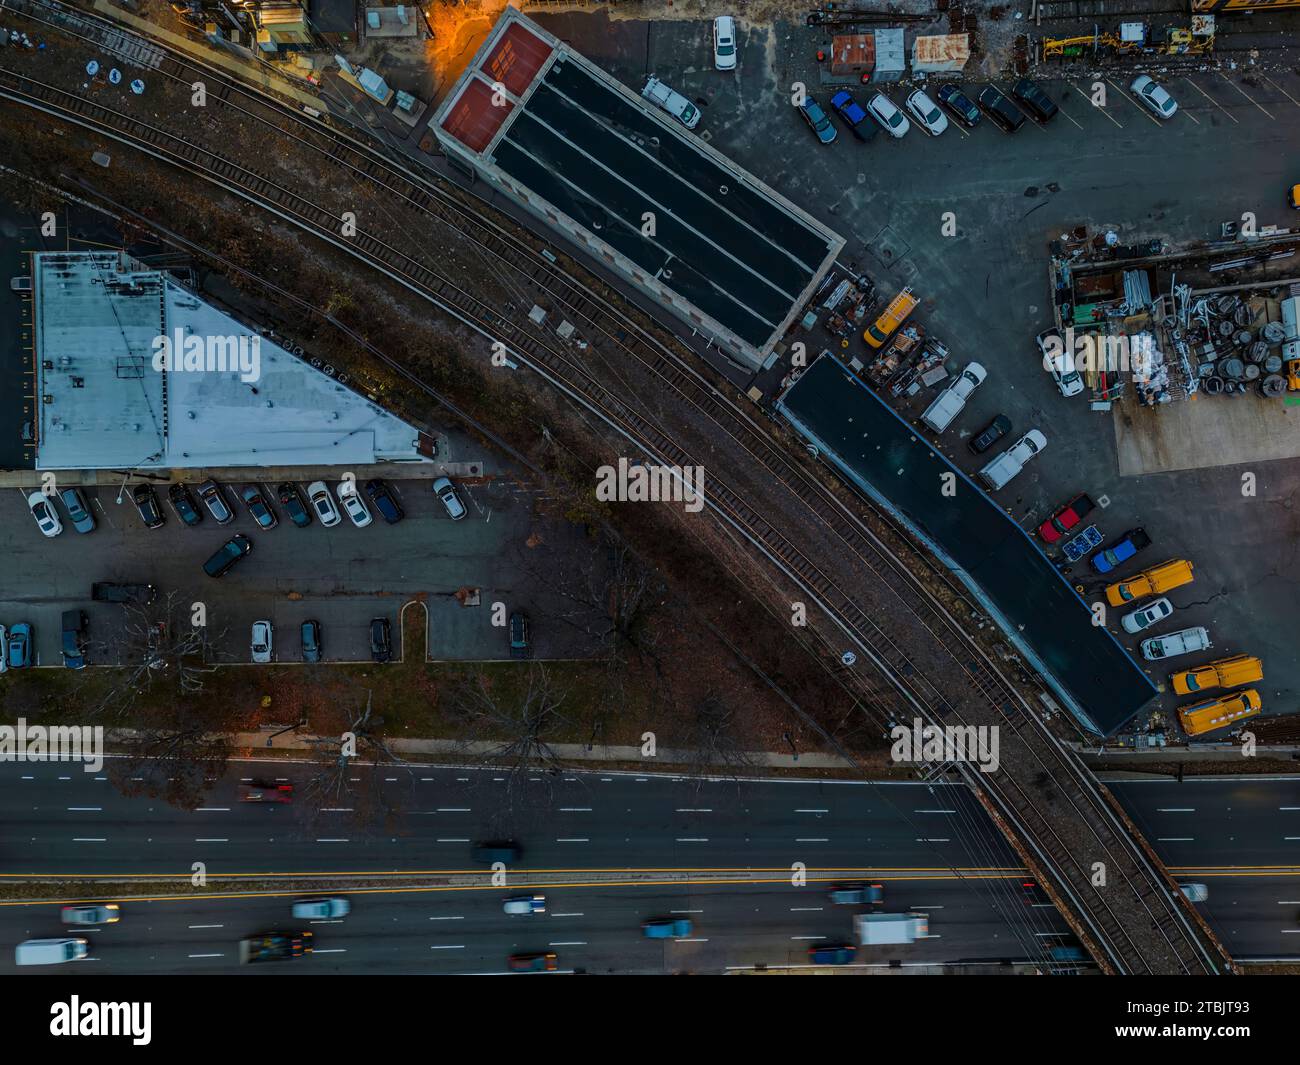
[854,912,929,945]
[920,361,986,433]
[978,429,1047,491]
[15,938,89,965]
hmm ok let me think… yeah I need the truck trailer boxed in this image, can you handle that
[854,912,929,945]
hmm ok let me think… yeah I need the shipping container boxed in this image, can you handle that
[872,28,905,83]
[911,33,969,74]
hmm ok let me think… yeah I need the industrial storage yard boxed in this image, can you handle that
[0,0,1298,1010]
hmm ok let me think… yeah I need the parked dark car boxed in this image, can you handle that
[91,582,157,604]
[59,487,96,534]
[369,617,392,663]
[1089,527,1152,575]
[968,414,1011,455]
[300,619,322,663]
[197,479,234,525]
[364,479,404,524]
[1011,77,1059,123]
[276,483,312,528]
[203,533,252,578]
[977,85,1026,132]
[131,484,165,529]
[241,485,278,530]
[797,96,837,144]
[829,89,875,140]
[509,611,531,659]
[167,483,203,527]
[61,609,88,670]
[936,83,980,128]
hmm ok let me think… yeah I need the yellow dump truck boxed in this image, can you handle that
[1178,689,1262,737]
[1171,654,1263,696]
[1104,558,1194,608]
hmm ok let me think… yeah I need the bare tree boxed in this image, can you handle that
[445,663,573,821]
[683,692,755,788]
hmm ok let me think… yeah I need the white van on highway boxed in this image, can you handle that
[15,938,89,965]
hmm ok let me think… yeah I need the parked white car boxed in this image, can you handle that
[642,76,700,129]
[905,89,948,136]
[1036,329,1085,397]
[867,92,910,138]
[337,481,373,528]
[978,430,1047,491]
[27,490,63,537]
[250,620,273,664]
[307,480,341,527]
[712,15,737,70]
[433,476,466,521]
[1131,75,1178,119]
[1141,626,1211,662]
[292,897,351,919]
[1121,597,1173,634]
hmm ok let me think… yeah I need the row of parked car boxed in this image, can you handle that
[795,73,1180,146]
[26,476,468,540]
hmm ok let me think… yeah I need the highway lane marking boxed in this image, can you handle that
[435,838,470,843]
[1183,78,1237,124]
[911,905,944,910]
[195,807,230,812]
[676,808,712,813]
[73,838,107,842]
[436,807,471,812]
[1219,74,1273,119]
[1068,82,1122,128]
[20,776,33,780]
[67,807,102,812]
[1281,807,1300,811]
[916,809,955,814]
[315,839,350,843]
[1157,808,1195,812]
[1260,74,1300,108]
[195,838,229,843]
[1157,837,1194,841]
[790,907,823,912]
[549,940,587,946]
[796,838,829,843]
[675,838,709,842]
[58,776,71,781]
[795,808,829,814]
[790,935,822,940]
[551,912,584,917]
[188,953,225,958]
[189,924,224,929]
[428,916,465,920]
[670,909,703,914]
[558,808,592,812]
[313,948,347,953]
[430,945,465,950]
[321,808,353,813]
[1285,837,1300,841]
[917,838,950,843]
[1277,901,1300,905]
[676,938,708,943]
[556,838,590,843]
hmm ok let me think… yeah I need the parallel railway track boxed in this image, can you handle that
[0,0,1231,974]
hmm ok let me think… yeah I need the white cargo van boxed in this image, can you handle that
[978,429,1046,491]
[921,362,986,433]
[642,76,701,129]
[15,937,89,965]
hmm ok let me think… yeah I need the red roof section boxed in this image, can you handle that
[440,77,514,154]
[483,21,552,97]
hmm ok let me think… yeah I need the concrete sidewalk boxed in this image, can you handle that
[0,458,486,490]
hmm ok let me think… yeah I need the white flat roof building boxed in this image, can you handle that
[31,251,432,471]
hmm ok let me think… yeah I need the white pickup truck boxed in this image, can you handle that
[920,362,986,433]
[978,429,1047,491]
[1140,626,1211,662]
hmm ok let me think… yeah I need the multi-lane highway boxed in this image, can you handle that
[0,761,1296,972]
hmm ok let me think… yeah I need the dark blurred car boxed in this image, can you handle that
[369,617,392,663]
[977,85,1026,132]
[472,841,520,864]
[1022,879,1051,905]
[276,483,312,528]
[239,779,293,803]
[1011,77,1059,123]
[131,484,165,529]
[241,485,278,530]
[61,610,88,670]
[968,414,1011,455]
[936,83,980,127]
[828,883,884,905]
[364,479,404,524]
[509,611,531,659]
[508,952,557,972]
[808,943,857,965]
[300,619,322,663]
[202,534,252,578]
[198,479,234,524]
[238,931,312,963]
[167,483,203,527]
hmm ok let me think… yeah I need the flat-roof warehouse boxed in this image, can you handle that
[433,9,844,371]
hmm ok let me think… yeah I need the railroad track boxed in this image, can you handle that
[0,0,1230,974]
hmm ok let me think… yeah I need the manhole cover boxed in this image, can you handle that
[867,225,911,270]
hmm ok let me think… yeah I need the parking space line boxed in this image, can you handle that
[1181,107,1200,126]
[1106,79,1164,129]
[1068,82,1122,129]
[1056,104,1084,131]
[1260,74,1300,109]
[1183,78,1238,124]
[1219,74,1273,120]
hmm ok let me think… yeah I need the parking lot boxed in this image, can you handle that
[527,11,1300,730]
[0,473,608,668]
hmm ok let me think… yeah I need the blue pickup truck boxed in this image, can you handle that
[1089,527,1152,575]
[830,90,877,141]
